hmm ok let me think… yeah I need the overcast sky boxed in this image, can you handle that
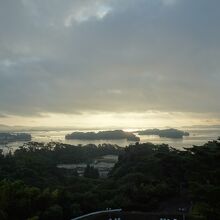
[0,0,220,128]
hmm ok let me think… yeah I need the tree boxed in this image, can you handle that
[42,205,63,220]
[84,164,99,179]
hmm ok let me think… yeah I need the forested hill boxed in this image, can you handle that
[65,130,140,141]
[138,128,189,138]
[0,132,31,143]
[0,140,219,220]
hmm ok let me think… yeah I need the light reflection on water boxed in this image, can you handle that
[0,128,219,153]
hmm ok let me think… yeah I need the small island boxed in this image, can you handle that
[65,130,140,142]
[138,128,189,139]
[0,132,32,144]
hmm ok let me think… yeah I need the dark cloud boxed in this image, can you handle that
[0,0,220,117]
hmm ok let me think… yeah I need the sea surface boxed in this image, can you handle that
[0,127,219,153]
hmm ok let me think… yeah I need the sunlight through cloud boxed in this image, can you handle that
[64,3,112,27]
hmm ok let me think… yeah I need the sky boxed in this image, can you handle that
[0,0,220,129]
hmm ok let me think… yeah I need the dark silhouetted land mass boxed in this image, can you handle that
[0,139,219,219]
[65,130,140,141]
[138,128,189,138]
[0,132,31,144]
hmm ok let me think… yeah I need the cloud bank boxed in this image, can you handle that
[0,0,220,125]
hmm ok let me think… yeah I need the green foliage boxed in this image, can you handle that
[0,140,219,219]
[27,216,39,220]
[84,164,100,179]
[42,204,63,220]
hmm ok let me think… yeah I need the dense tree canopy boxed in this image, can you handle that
[0,140,219,220]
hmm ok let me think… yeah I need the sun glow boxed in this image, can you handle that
[1,111,219,130]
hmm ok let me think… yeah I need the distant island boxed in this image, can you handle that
[65,130,140,141]
[0,132,32,144]
[138,128,189,139]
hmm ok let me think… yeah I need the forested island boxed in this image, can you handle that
[0,132,31,144]
[138,128,190,138]
[65,130,140,141]
[0,139,219,220]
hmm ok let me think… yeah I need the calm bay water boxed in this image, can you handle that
[1,127,219,153]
